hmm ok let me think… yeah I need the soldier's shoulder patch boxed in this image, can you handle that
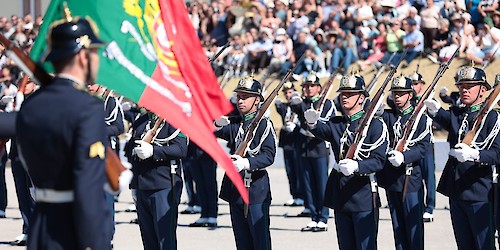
[89,141,105,159]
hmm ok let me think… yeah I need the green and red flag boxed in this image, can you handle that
[31,0,248,203]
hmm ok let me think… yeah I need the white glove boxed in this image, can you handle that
[230,154,250,172]
[275,98,283,106]
[375,103,385,116]
[285,121,297,132]
[388,150,405,167]
[134,140,154,159]
[304,108,320,126]
[424,99,441,116]
[0,95,13,105]
[290,91,302,105]
[338,159,359,176]
[450,143,480,162]
[215,116,230,127]
[14,92,23,111]
[439,87,448,95]
[119,169,133,192]
[122,102,132,112]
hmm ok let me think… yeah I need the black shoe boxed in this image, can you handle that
[301,226,316,232]
[189,222,205,227]
[205,222,217,227]
[130,218,138,224]
[9,240,27,246]
[181,209,198,214]
[312,227,328,232]
[296,211,311,217]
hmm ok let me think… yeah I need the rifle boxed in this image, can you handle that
[366,52,396,95]
[234,63,297,217]
[141,117,163,143]
[0,33,126,192]
[394,47,459,201]
[209,42,230,64]
[316,66,341,113]
[461,81,500,145]
[342,49,405,218]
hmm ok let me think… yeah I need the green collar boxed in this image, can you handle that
[244,111,257,121]
[415,95,421,101]
[469,102,482,113]
[310,95,321,103]
[401,105,414,116]
[349,110,364,121]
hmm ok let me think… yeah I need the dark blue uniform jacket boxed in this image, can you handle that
[379,108,431,192]
[311,115,388,212]
[216,117,276,204]
[16,77,111,250]
[433,106,500,202]
[126,113,187,190]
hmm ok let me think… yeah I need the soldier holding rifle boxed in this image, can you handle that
[304,74,388,249]
[125,111,187,250]
[424,66,500,249]
[214,76,276,250]
[378,76,432,250]
[275,81,304,207]
[289,72,336,232]
[16,15,112,249]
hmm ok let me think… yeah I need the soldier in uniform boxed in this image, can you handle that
[304,74,388,249]
[214,76,276,250]
[125,112,188,250]
[378,76,431,250]
[289,72,336,232]
[425,66,500,249]
[275,81,304,207]
[87,83,125,243]
[16,15,112,249]
[409,72,437,223]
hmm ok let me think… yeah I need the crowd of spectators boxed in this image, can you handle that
[194,0,500,80]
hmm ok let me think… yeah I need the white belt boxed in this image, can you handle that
[35,188,74,203]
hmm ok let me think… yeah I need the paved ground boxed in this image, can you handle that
[0,140,474,250]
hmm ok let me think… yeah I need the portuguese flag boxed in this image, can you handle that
[31,0,248,203]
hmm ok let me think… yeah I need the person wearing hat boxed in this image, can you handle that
[378,75,431,250]
[425,66,500,249]
[408,72,438,224]
[275,81,304,207]
[15,12,112,249]
[214,76,276,250]
[304,74,388,249]
[289,72,336,232]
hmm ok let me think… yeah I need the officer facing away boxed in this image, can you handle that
[214,76,276,250]
[16,14,112,250]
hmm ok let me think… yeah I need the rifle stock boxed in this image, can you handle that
[0,33,126,192]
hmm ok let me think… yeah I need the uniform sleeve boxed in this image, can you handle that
[152,125,188,160]
[319,99,336,122]
[433,107,452,131]
[310,120,335,142]
[72,99,110,249]
[105,97,125,137]
[402,115,431,164]
[357,119,388,174]
[479,111,500,165]
[248,120,277,171]
[0,112,16,138]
